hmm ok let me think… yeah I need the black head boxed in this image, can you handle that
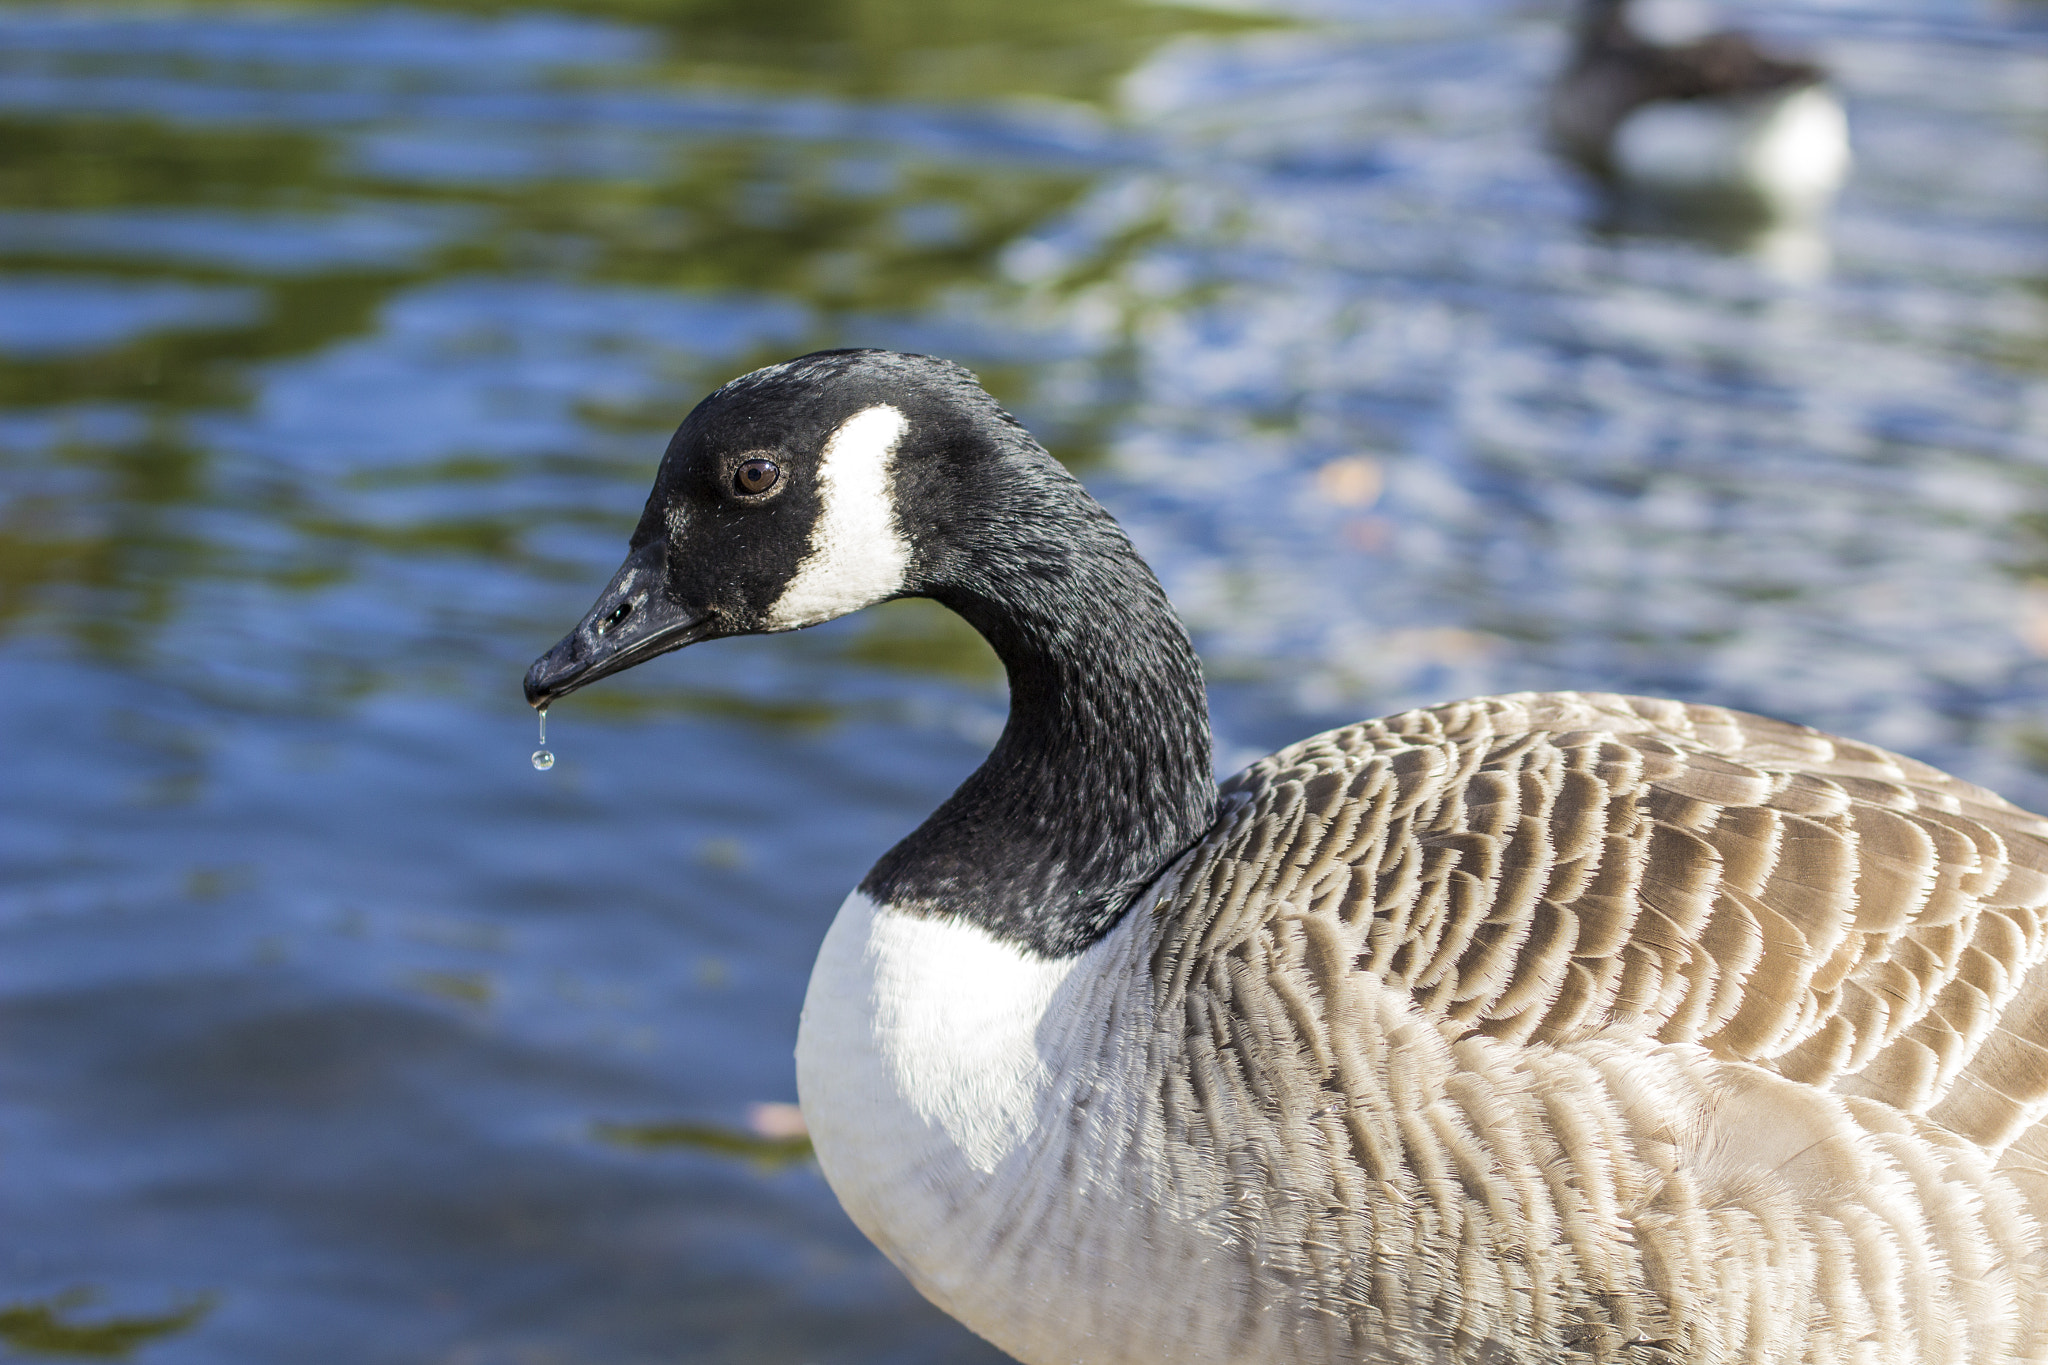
[523,348,1219,955]
[523,349,1042,706]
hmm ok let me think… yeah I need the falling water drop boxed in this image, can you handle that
[532,707,555,771]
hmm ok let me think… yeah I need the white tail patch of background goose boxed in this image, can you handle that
[766,404,910,630]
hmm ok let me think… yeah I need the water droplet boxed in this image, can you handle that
[531,707,554,771]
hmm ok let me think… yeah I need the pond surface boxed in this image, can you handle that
[3,0,2047,1360]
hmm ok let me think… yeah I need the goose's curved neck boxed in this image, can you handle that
[859,456,1217,959]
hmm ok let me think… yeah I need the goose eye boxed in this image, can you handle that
[734,458,781,496]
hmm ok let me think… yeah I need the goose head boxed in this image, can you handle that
[523,347,1086,708]
[525,347,1216,955]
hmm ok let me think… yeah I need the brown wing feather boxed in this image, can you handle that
[1202,691,2048,1155]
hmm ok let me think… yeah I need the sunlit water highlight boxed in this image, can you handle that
[1,0,2045,1361]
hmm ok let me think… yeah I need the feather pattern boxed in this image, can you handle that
[1107,690,2048,1363]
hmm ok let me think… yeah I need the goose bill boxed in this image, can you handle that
[524,545,715,706]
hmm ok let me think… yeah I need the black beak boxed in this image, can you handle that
[524,541,714,707]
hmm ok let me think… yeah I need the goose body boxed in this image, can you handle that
[1549,0,1850,210]
[527,351,2048,1364]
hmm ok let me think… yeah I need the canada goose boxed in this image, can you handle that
[1549,0,1851,211]
[526,349,2048,1365]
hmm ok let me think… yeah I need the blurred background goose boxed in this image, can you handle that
[1549,0,1851,213]
[528,350,2048,1365]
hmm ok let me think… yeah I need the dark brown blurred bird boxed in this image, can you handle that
[1550,0,1850,208]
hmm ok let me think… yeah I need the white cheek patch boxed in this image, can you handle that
[765,405,911,630]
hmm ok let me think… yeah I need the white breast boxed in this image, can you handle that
[800,890,1086,1175]
[796,890,1198,1364]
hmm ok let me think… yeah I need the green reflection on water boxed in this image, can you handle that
[0,272,406,410]
[0,0,1249,691]
[231,0,1265,105]
[569,685,845,729]
[837,596,999,681]
[0,116,331,213]
[0,1291,213,1360]
[0,432,210,654]
[581,154,1080,313]
[632,0,1262,104]
[406,968,496,1006]
[592,1119,815,1170]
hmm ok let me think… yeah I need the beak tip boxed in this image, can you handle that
[524,636,580,708]
[522,669,551,709]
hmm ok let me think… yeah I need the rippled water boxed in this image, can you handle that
[3,0,2046,1360]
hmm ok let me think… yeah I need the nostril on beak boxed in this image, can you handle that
[599,600,634,635]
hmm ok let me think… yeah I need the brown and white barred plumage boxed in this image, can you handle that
[1124,691,2048,1363]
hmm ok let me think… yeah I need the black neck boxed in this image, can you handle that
[859,457,1217,959]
